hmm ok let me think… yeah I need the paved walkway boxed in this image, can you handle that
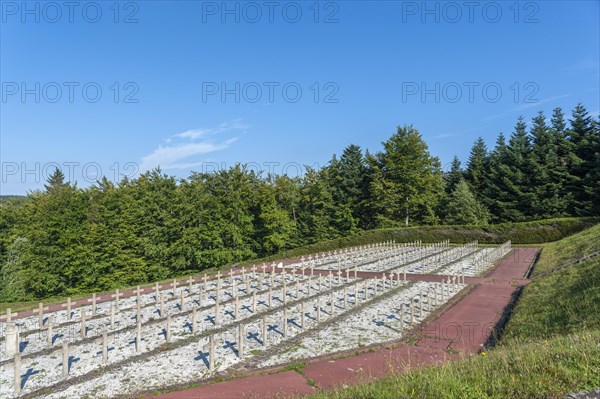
[146,247,539,398]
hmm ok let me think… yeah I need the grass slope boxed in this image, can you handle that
[530,223,600,277]
[306,331,600,399]
[306,221,600,398]
[503,256,600,341]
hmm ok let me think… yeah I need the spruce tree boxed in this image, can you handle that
[464,137,488,197]
[568,103,597,215]
[445,179,489,225]
[530,111,568,218]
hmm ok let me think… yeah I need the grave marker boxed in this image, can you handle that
[101,329,108,364]
[62,342,69,379]
[87,293,98,315]
[61,298,73,320]
[33,302,50,328]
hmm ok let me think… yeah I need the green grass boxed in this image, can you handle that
[502,256,600,341]
[530,223,600,277]
[305,218,600,399]
[306,331,600,399]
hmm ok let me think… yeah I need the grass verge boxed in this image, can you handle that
[305,331,599,399]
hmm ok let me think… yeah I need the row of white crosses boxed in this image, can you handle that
[388,241,476,276]
[296,240,448,274]
[204,270,468,374]
[1,267,306,361]
[468,240,511,276]
[195,270,411,374]
[1,239,468,364]
[5,267,359,395]
[296,240,403,270]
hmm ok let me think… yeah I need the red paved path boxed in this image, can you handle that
[147,247,538,398]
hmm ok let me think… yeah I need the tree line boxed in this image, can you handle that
[0,103,598,302]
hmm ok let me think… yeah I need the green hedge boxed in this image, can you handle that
[248,218,598,265]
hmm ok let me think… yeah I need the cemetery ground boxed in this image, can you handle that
[0,220,599,399]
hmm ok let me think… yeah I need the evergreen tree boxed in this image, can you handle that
[481,133,519,222]
[530,111,568,218]
[445,179,489,225]
[445,156,463,195]
[464,137,488,197]
[568,103,598,215]
[369,125,443,226]
[505,116,534,219]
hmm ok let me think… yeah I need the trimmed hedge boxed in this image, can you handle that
[248,218,598,265]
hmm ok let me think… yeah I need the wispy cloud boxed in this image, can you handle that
[483,94,571,121]
[511,94,571,112]
[140,120,247,171]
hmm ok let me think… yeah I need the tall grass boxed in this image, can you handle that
[531,223,600,277]
[306,331,600,399]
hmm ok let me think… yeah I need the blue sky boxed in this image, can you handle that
[1,0,599,194]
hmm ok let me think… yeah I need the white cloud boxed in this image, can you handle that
[140,121,246,171]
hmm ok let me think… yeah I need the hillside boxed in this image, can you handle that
[306,222,600,399]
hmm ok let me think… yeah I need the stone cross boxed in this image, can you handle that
[238,324,244,358]
[62,342,69,379]
[215,300,221,325]
[262,315,268,346]
[159,293,165,317]
[110,302,116,328]
[111,290,122,313]
[283,308,288,338]
[87,293,98,315]
[317,296,321,321]
[301,302,305,328]
[268,285,272,307]
[4,308,13,323]
[165,315,172,342]
[155,283,163,302]
[330,292,334,315]
[136,321,142,352]
[5,323,19,358]
[252,291,257,313]
[188,276,194,293]
[47,323,54,347]
[209,333,215,370]
[78,313,88,338]
[101,329,108,364]
[191,308,197,334]
[180,290,185,311]
[234,295,239,319]
[62,298,73,320]
[133,286,144,305]
[33,302,50,328]
[14,352,21,395]
[172,279,179,296]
